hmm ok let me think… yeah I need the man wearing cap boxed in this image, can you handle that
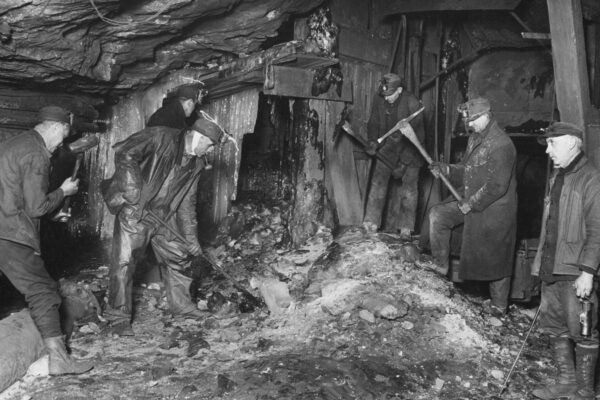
[427,97,517,317]
[147,83,204,130]
[101,118,222,335]
[530,122,600,400]
[363,72,424,239]
[0,106,93,375]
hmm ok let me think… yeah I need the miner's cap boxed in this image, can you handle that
[39,105,71,125]
[169,83,203,101]
[379,73,404,96]
[191,118,223,144]
[457,97,491,122]
[538,121,583,145]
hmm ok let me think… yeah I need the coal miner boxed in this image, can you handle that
[530,122,600,400]
[147,83,205,129]
[101,118,222,336]
[0,106,93,375]
[362,73,425,239]
[428,97,517,316]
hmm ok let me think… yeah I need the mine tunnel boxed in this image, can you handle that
[2,0,600,399]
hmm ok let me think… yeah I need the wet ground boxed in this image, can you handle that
[0,204,558,400]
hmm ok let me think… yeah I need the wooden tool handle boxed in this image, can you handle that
[400,125,463,202]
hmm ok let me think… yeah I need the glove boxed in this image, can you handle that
[365,140,378,156]
[458,201,471,215]
[429,161,449,179]
[187,242,202,257]
[391,164,407,179]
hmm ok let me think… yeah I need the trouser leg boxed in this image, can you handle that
[428,201,463,273]
[151,230,197,315]
[0,239,62,338]
[363,160,392,230]
[536,281,599,399]
[489,276,511,310]
[108,204,150,319]
[383,166,419,233]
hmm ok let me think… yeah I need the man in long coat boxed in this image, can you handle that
[101,118,222,335]
[428,97,517,316]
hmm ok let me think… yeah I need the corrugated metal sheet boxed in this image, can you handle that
[201,88,260,222]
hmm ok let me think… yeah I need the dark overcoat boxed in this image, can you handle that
[449,120,517,280]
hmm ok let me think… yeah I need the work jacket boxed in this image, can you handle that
[532,155,600,276]
[101,126,208,247]
[448,119,517,281]
[0,130,64,252]
[367,90,424,168]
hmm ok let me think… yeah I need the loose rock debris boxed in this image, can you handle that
[2,203,556,400]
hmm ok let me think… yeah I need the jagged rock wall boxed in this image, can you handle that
[0,0,322,94]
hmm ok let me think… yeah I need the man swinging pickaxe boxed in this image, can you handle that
[335,106,425,172]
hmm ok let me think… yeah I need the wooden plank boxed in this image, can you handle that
[263,65,353,102]
[318,101,363,225]
[374,0,521,18]
[547,0,594,158]
[338,26,392,66]
[0,89,100,119]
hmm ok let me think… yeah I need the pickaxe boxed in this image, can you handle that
[338,120,397,171]
[144,209,265,309]
[377,106,425,145]
[52,135,100,222]
[398,124,463,202]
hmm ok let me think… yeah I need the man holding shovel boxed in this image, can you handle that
[101,118,222,336]
[427,97,517,317]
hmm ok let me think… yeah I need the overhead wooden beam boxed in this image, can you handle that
[374,0,521,19]
[547,0,595,162]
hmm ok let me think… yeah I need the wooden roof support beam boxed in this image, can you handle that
[547,0,597,164]
[374,0,521,19]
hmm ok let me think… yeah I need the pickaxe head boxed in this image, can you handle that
[67,135,99,153]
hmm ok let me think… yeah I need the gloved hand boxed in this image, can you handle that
[187,242,202,257]
[391,164,407,179]
[365,140,378,156]
[429,161,449,179]
[458,201,471,215]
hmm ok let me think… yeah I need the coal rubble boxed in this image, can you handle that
[2,202,555,400]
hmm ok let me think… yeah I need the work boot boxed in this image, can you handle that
[44,336,94,375]
[532,337,576,399]
[570,345,598,400]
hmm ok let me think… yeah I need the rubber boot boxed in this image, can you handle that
[44,336,94,375]
[532,337,577,399]
[570,345,598,400]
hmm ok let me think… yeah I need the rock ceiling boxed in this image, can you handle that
[0,0,322,95]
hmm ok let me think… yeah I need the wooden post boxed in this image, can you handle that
[547,0,597,164]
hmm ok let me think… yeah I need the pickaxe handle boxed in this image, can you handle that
[340,121,397,170]
[145,210,264,308]
[377,106,425,145]
[399,124,463,202]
